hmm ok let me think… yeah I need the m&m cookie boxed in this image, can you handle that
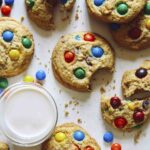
[101,96,150,131]
[0,17,34,77]
[59,0,76,10]
[122,60,150,99]
[0,141,9,150]
[25,0,56,30]
[52,32,115,91]
[111,1,150,50]
[86,0,146,23]
[42,123,101,150]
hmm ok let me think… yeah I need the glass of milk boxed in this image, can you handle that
[0,83,58,147]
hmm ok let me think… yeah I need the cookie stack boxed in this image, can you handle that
[86,0,150,50]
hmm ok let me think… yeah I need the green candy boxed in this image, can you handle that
[0,78,8,89]
[22,37,32,49]
[117,3,128,15]
[144,2,150,15]
[26,0,35,7]
[74,68,86,79]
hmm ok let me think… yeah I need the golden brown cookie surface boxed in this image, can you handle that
[122,60,150,99]
[111,1,150,50]
[42,123,101,150]
[0,17,34,77]
[52,32,115,91]
[60,0,76,10]
[101,96,150,131]
[86,0,146,23]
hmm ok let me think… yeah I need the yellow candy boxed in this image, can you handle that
[9,49,20,60]
[54,132,66,142]
[146,19,150,30]
[127,103,135,111]
[23,75,34,83]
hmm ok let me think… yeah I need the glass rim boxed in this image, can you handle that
[0,82,58,147]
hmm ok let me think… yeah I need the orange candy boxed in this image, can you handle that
[111,143,122,150]
[84,146,94,150]
[83,33,95,42]
[64,51,75,63]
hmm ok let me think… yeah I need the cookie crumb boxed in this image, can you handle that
[64,111,69,117]
[77,118,82,124]
[20,16,24,22]
[100,87,106,94]
[64,104,68,108]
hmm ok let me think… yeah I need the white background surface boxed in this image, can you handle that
[0,0,150,150]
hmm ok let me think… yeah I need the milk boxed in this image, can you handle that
[0,84,58,146]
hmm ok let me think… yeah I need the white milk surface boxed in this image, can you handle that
[3,87,56,142]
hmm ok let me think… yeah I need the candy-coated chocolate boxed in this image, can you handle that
[111,143,121,150]
[146,19,150,30]
[1,5,11,16]
[84,33,95,42]
[84,146,94,150]
[110,23,120,30]
[116,3,128,15]
[91,46,104,58]
[74,68,86,79]
[133,109,144,123]
[114,117,127,129]
[103,131,114,143]
[127,102,136,111]
[26,0,35,7]
[110,97,121,109]
[135,68,148,78]
[0,0,2,6]
[64,51,75,63]
[73,130,85,141]
[144,2,150,15]
[75,35,81,41]
[0,89,3,94]
[9,49,20,60]
[0,78,8,89]
[128,27,142,39]
[36,70,46,81]
[2,30,14,42]
[23,75,34,83]
[142,100,149,110]
[60,0,67,4]
[94,0,105,6]
[54,132,66,142]
[22,37,32,48]
[5,0,14,5]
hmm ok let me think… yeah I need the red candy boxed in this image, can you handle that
[1,5,11,16]
[64,51,75,63]
[133,109,144,123]
[114,117,127,129]
[128,27,142,39]
[84,146,94,150]
[111,143,122,150]
[84,33,95,42]
[110,96,121,109]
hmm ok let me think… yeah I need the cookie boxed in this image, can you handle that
[60,0,76,10]
[111,1,150,50]
[86,0,146,23]
[122,60,150,99]
[0,142,9,150]
[42,123,101,150]
[0,17,34,77]
[52,32,115,91]
[25,0,56,30]
[101,96,150,131]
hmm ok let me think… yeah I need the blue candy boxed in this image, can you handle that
[0,89,3,94]
[103,132,114,143]
[75,35,81,41]
[60,0,67,4]
[110,23,121,30]
[36,70,46,81]
[73,130,85,141]
[94,0,105,6]
[91,46,104,58]
[5,0,14,5]
[2,31,14,42]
